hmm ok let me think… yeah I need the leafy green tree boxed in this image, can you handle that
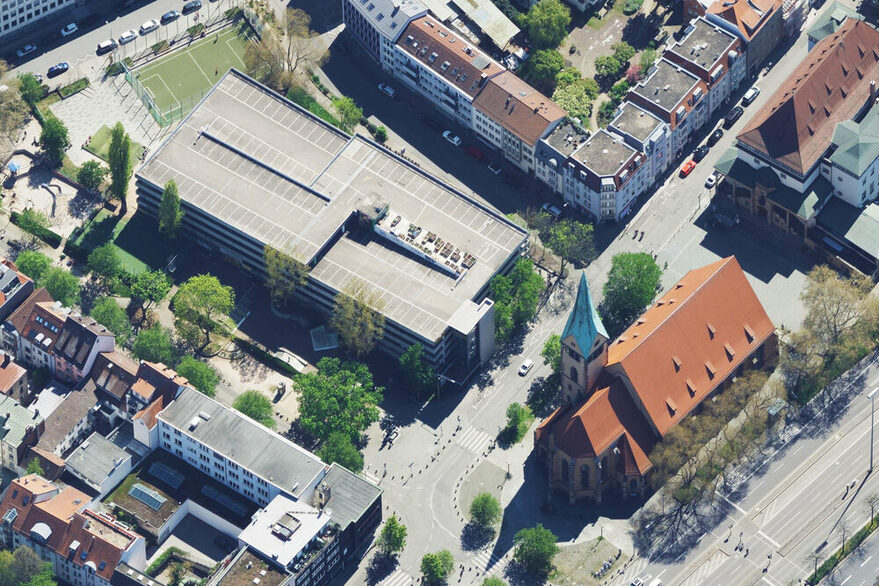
[264,245,308,309]
[330,280,385,358]
[374,125,388,143]
[377,515,407,555]
[598,100,617,127]
[545,219,595,275]
[332,96,363,133]
[87,243,122,284]
[175,356,219,397]
[554,66,581,88]
[76,160,107,193]
[26,458,44,476]
[482,578,507,586]
[503,402,533,443]
[552,81,595,124]
[17,73,43,104]
[15,251,51,281]
[541,334,561,375]
[525,49,565,92]
[594,55,621,79]
[469,493,502,528]
[640,48,657,75]
[294,357,383,442]
[42,267,79,307]
[132,325,177,364]
[232,390,275,428]
[90,297,132,343]
[130,270,172,311]
[108,122,132,214]
[7,546,49,585]
[523,0,571,49]
[599,252,662,337]
[609,80,630,105]
[22,565,55,586]
[420,550,454,584]
[513,524,559,576]
[167,562,189,586]
[18,208,49,238]
[318,432,364,473]
[490,258,545,342]
[174,274,235,352]
[399,343,436,397]
[612,42,636,65]
[158,179,183,238]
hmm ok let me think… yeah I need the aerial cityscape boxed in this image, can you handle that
[0,0,878,584]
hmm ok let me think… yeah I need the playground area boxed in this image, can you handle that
[131,23,254,124]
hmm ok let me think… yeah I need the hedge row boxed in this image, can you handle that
[59,77,89,98]
[145,546,186,577]
[807,516,879,584]
[10,212,62,248]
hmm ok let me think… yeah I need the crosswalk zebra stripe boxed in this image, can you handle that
[380,569,413,586]
[456,427,494,453]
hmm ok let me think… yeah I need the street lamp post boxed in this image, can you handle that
[868,388,878,473]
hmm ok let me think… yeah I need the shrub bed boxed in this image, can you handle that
[59,77,89,98]
[10,211,63,248]
[287,86,341,129]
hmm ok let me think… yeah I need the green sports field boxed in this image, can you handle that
[134,25,253,115]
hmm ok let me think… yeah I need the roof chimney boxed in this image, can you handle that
[871,80,876,102]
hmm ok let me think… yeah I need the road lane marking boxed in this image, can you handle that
[860,555,873,567]
[841,576,852,585]
[758,530,781,548]
[719,492,746,514]
[811,491,822,502]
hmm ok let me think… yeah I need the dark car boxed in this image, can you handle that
[47,62,69,78]
[161,10,180,24]
[707,128,724,146]
[182,0,202,15]
[723,106,744,129]
[693,145,710,162]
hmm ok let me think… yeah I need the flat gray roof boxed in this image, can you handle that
[609,102,664,143]
[571,130,637,177]
[348,0,427,41]
[632,59,700,114]
[321,463,382,530]
[157,387,325,498]
[65,432,130,487]
[668,18,737,72]
[544,119,591,158]
[138,71,527,341]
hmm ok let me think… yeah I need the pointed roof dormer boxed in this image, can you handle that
[561,272,608,356]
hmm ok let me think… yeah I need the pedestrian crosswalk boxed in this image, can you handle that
[456,427,494,454]
[471,548,508,575]
[380,569,413,586]
[679,550,727,586]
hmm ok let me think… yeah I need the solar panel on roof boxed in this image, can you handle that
[200,485,249,517]
[148,462,185,490]
[129,483,166,511]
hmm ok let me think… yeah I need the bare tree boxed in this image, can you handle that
[866,493,879,525]
[0,60,30,139]
[244,8,327,92]
[804,550,821,578]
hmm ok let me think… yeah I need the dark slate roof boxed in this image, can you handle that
[321,463,382,530]
[561,272,607,354]
[816,197,879,256]
[767,175,833,218]
[54,316,110,370]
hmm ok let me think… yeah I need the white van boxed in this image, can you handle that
[648,579,663,586]
[96,40,117,55]
[742,86,761,106]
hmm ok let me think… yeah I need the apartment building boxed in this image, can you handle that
[135,71,527,373]
[341,0,427,71]
[0,259,34,323]
[685,0,784,77]
[627,58,708,158]
[472,71,566,174]
[155,387,327,508]
[2,290,60,373]
[0,475,146,586]
[0,353,29,404]
[53,315,115,385]
[0,394,43,470]
[394,15,504,128]
[0,0,76,35]
[664,17,746,116]
[608,102,672,187]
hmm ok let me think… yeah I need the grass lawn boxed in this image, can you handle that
[73,211,174,274]
[134,24,253,116]
[84,125,145,163]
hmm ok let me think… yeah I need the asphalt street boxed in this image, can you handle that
[5,0,237,86]
[829,520,879,585]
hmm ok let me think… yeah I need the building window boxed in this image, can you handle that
[580,465,590,489]
[560,459,569,482]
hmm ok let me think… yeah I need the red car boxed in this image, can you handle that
[466,145,484,161]
[679,160,697,177]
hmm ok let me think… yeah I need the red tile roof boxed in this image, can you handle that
[708,0,781,41]
[0,355,26,394]
[6,288,53,335]
[737,19,879,175]
[473,71,566,146]
[132,397,164,430]
[396,15,504,98]
[22,302,66,352]
[606,257,775,437]
[535,377,654,475]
